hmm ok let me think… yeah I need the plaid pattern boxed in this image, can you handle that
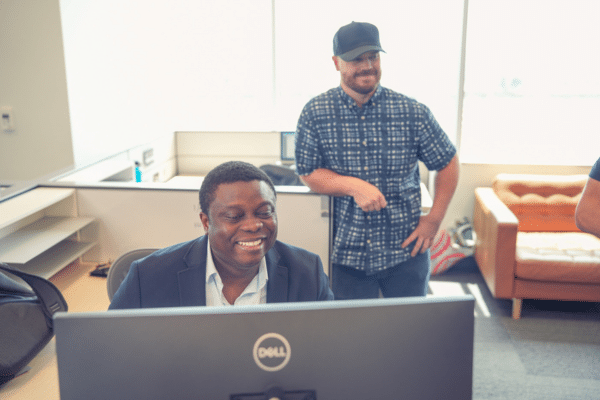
[295,86,456,274]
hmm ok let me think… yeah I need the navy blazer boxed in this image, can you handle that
[109,236,333,309]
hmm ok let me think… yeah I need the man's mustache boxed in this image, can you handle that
[355,71,377,77]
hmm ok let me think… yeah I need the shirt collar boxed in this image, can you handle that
[336,84,383,107]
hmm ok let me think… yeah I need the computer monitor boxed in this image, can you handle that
[280,131,296,163]
[54,296,475,400]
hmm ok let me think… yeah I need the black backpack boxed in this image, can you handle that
[0,263,68,386]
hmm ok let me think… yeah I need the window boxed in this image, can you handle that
[274,0,465,142]
[460,0,600,166]
[61,1,463,167]
[60,0,597,169]
[60,0,272,167]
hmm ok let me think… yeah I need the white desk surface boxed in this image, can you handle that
[0,262,110,400]
[163,174,204,188]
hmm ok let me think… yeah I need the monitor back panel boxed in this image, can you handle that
[55,296,475,400]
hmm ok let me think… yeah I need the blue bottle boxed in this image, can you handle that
[134,161,142,182]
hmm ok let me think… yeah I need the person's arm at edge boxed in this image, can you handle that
[575,176,600,239]
[402,155,460,256]
[299,168,387,212]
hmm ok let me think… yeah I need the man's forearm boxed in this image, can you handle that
[299,168,361,197]
[300,168,388,212]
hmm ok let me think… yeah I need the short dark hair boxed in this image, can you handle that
[199,161,276,215]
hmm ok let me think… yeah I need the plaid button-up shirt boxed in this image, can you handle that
[295,86,456,274]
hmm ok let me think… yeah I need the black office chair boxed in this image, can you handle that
[106,248,158,301]
[259,164,303,186]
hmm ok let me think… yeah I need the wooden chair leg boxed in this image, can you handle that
[512,298,522,319]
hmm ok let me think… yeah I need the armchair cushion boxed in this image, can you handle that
[516,232,600,283]
[493,174,588,232]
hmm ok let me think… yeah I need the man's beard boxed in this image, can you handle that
[348,71,380,94]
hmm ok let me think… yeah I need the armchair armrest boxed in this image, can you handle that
[473,187,519,299]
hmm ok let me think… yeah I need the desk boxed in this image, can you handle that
[0,181,432,399]
[0,262,110,400]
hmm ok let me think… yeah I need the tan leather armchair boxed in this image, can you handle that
[473,174,600,319]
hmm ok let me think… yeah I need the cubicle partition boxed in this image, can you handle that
[74,185,331,274]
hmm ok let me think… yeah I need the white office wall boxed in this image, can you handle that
[0,0,74,181]
[176,131,282,175]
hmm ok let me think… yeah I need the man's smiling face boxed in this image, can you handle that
[200,180,278,280]
[335,51,382,96]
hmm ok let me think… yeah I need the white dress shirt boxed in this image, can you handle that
[205,239,268,307]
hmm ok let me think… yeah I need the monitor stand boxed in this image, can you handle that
[230,386,316,400]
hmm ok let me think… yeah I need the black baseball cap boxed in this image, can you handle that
[333,21,385,61]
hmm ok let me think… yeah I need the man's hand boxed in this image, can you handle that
[401,155,459,257]
[401,213,441,257]
[351,180,387,212]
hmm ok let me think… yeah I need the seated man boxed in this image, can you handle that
[109,161,333,309]
[575,156,600,239]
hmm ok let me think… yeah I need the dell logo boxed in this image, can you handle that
[258,346,287,359]
[253,333,291,372]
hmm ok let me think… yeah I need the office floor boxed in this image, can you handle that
[430,257,600,400]
[1,261,110,400]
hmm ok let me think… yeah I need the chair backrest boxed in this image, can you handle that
[259,164,303,186]
[493,174,587,232]
[107,248,158,301]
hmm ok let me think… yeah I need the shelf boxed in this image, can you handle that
[7,240,97,279]
[0,216,95,264]
[0,187,98,279]
[0,188,75,229]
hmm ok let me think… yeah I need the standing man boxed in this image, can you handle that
[295,22,459,300]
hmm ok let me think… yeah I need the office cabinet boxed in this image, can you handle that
[0,188,97,279]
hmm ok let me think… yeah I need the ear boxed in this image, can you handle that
[199,212,210,233]
[332,55,341,71]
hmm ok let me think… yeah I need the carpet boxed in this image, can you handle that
[429,257,600,400]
